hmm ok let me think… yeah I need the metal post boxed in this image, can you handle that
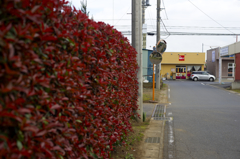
[142,0,148,49]
[219,47,222,84]
[132,0,143,121]
[152,64,155,101]
[156,0,161,90]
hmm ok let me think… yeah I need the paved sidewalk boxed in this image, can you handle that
[142,87,168,159]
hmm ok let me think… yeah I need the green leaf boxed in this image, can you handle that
[94,78,99,83]
[67,123,70,128]
[76,120,82,123]
[25,114,32,119]
[90,152,98,159]
[67,59,70,67]
[17,140,23,150]
[65,71,69,76]
[43,120,49,125]
[59,156,64,159]
[18,131,24,141]
[44,87,51,93]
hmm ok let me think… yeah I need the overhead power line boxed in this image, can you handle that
[114,25,240,30]
[188,0,236,35]
[162,0,168,20]
[120,31,240,36]
[160,18,170,39]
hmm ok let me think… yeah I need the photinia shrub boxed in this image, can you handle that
[0,0,139,158]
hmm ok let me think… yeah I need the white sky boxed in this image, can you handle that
[70,0,240,57]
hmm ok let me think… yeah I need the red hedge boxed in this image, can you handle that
[0,0,139,158]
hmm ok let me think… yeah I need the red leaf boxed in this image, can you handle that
[31,5,41,13]
[0,112,22,122]
[4,63,19,75]
[3,23,12,35]
[41,35,58,41]
[18,108,31,114]
[51,104,62,110]
[51,146,65,155]
[8,43,14,58]
[36,130,47,137]
[62,97,69,101]
[23,126,39,133]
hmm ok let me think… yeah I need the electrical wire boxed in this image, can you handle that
[160,18,170,39]
[114,6,130,25]
[120,31,240,36]
[114,25,240,30]
[147,7,156,30]
[162,0,168,20]
[188,0,236,35]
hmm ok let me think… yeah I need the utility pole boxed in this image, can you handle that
[156,0,161,90]
[142,0,150,49]
[142,0,146,49]
[219,48,222,84]
[132,0,143,121]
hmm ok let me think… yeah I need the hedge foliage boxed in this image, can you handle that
[0,0,139,158]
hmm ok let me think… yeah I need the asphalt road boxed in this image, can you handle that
[164,80,240,159]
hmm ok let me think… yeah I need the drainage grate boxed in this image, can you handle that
[152,104,167,120]
[145,137,160,143]
[153,117,171,121]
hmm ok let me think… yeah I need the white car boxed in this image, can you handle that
[190,71,215,82]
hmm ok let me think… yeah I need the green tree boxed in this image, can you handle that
[80,0,89,17]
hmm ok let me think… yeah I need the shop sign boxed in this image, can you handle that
[179,55,185,61]
[220,46,229,56]
[212,50,215,62]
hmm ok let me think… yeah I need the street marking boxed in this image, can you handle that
[167,117,175,158]
[168,112,172,116]
[168,89,170,99]
[201,83,205,85]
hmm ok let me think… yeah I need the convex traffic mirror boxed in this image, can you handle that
[156,39,167,53]
[149,51,162,64]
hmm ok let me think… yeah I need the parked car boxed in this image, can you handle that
[190,71,215,82]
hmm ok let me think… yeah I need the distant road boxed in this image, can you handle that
[165,80,240,159]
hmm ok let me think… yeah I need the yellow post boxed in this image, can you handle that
[152,64,155,101]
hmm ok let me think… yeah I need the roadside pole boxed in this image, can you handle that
[156,0,161,90]
[152,64,155,100]
[132,0,143,121]
[149,51,163,101]
[219,47,222,84]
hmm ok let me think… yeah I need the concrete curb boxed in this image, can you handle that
[141,87,169,159]
[208,84,240,96]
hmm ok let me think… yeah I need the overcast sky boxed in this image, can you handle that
[70,0,240,56]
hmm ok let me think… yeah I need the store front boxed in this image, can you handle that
[175,65,203,79]
[160,52,205,79]
[176,66,186,79]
